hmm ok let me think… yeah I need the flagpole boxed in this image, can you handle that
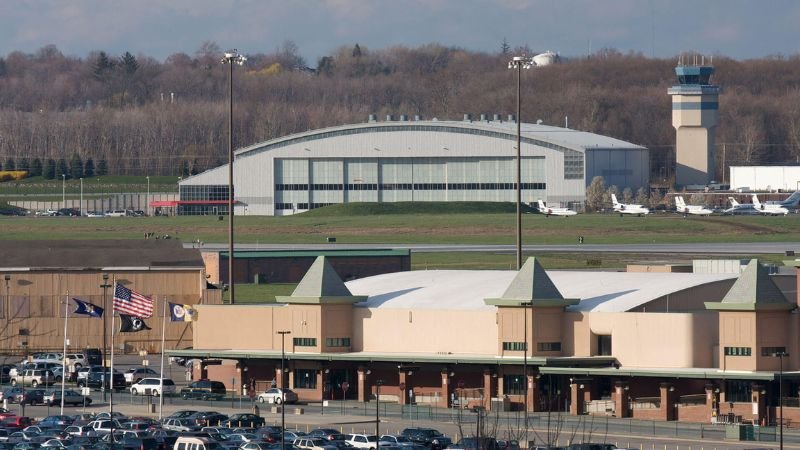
[61,292,68,415]
[159,296,167,420]
[110,279,116,434]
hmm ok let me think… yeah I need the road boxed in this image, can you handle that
[191,242,800,255]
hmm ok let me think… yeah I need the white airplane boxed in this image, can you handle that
[723,197,758,215]
[752,194,789,216]
[537,200,577,217]
[675,196,713,216]
[611,194,650,216]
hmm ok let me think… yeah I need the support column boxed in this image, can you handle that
[751,384,766,425]
[570,382,584,415]
[483,370,492,410]
[357,367,367,402]
[275,368,283,388]
[316,369,324,402]
[660,383,677,421]
[614,382,630,418]
[705,383,719,423]
[399,371,408,405]
[527,373,536,412]
[439,370,450,409]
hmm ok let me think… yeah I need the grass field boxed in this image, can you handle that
[0,175,179,196]
[2,209,800,244]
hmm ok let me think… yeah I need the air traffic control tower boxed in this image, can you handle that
[668,62,720,186]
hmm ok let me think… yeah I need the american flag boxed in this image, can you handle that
[113,283,154,318]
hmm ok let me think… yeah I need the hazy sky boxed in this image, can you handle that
[0,0,798,63]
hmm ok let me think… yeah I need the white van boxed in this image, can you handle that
[105,210,126,217]
[174,437,224,450]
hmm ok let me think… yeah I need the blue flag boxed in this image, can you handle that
[169,303,196,322]
[72,298,104,318]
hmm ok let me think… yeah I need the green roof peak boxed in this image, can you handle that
[705,259,794,311]
[485,257,578,307]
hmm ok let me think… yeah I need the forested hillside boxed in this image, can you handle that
[1,41,800,181]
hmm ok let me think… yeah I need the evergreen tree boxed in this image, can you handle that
[30,158,43,177]
[93,51,115,82]
[4,158,14,171]
[120,52,138,75]
[84,158,95,178]
[180,160,190,177]
[500,38,511,55]
[316,56,335,76]
[57,158,68,178]
[18,157,29,171]
[190,159,200,175]
[44,159,56,179]
[352,44,362,58]
[69,154,83,179]
[97,158,108,176]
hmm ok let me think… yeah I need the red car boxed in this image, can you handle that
[0,408,16,420]
[1,416,32,429]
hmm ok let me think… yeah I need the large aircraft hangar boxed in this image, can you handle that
[178,115,648,216]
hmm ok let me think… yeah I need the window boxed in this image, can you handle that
[761,346,787,357]
[596,335,612,356]
[725,380,752,403]
[502,342,527,351]
[293,337,317,347]
[326,338,351,347]
[503,374,525,395]
[537,342,561,352]
[724,347,752,357]
[294,369,317,389]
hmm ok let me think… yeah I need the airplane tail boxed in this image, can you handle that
[781,190,800,208]
[611,194,620,207]
[729,197,740,207]
[752,195,763,209]
[675,196,685,209]
[537,200,546,210]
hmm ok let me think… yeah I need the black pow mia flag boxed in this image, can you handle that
[119,314,151,332]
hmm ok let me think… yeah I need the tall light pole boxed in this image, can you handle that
[79,178,83,216]
[522,301,531,432]
[3,274,9,359]
[508,56,533,270]
[773,350,789,450]
[221,49,247,305]
[276,331,290,448]
[375,379,383,438]
[61,174,66,207]
[100,274,111,402]
[146,176,150,217]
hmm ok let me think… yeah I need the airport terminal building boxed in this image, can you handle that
[177,116,648,216]
[171,256,800,426]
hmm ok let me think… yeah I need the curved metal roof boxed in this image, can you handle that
[234,119,645,159]
[345,270,737,312]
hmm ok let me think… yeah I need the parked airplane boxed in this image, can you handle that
[764,190,800,209]
[752,194,789,216]
[611,194,650,216]
[675,196,713,216]
[537,200,577,217]
[722,197,758,215]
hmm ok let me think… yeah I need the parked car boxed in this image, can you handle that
[63,354,87,371]
[345,434,379,450]
[294,438,339,450]
[11,370,56,388]
[0,388,23,403]
[129,378,176,397]
[37,416,73,428]
[44,389,91,407]
[400,429,451,450]
[162,418,199,433]
[124,368,159,385]
[224,414,264,429]
[80,369,125,391]
[180,380,227,401]
[307,429,345,441]
[379,435,420,449]
[257,388,298,404]
[83,349,102,366]
[17,389,45,405]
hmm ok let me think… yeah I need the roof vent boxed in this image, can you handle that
[386,115,393,121]
[414,115,422,121]
[479,113,487,121]
[536,119,543,125]
[463,114,472,122]
[508,114,516,123]
[368,114,377,123]
[399,114,408,121]
[493,114,501,121]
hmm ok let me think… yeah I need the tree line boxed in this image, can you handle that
[2,42,800,183]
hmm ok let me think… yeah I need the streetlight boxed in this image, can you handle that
[220,49,246,305]
[375,379,383,438]
[508,56,533,270]
[146,176,150,217]
[100,274,111,401]
[61,174,66,207]
[521,301,531,430]
[276,331,290,449]
[3,274,9,360]
[773,350,789,450]
[79,178,83,216]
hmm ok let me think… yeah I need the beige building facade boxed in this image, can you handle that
[173,255,800,426]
